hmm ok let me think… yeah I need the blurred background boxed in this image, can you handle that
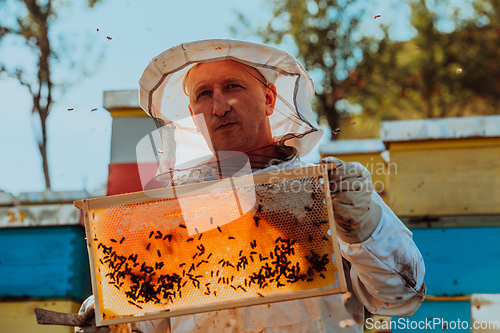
[1,0,499,332]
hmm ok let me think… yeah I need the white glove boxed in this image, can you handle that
[75,296,145,333]
[321,157,382,243]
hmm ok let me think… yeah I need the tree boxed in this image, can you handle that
[242,0,365,138]
[242,0,500,140]
[0,0,102,189]
[340,0,500,124]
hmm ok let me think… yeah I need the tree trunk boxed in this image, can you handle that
[317,93,341,139]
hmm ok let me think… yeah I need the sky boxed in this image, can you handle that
[0,0,417,196]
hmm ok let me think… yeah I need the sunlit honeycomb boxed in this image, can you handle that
[88,175,340,320]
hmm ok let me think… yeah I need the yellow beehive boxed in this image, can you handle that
[381,116,500,217]
[0,300,80,333]
[75,164,346,326]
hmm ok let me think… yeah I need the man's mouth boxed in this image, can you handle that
[216,122,236,130]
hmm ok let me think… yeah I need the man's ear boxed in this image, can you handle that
[264,83,277,116]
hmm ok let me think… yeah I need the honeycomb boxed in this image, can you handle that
[87,175,341,321]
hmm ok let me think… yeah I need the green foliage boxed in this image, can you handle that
[253,0,365,137]
[247,0,500,139]
[342,0,500,121]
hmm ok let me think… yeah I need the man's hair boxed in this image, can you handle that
[182,60,270,96]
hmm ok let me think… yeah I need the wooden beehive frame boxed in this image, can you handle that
[75,163,347,326]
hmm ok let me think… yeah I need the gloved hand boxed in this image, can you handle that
[321,157,382,243]
[74,302,108,333]
[75,296,144,333]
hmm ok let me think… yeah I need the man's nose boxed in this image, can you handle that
[212,90,231,117]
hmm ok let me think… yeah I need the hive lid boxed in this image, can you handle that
[380,115,500,142]
[320,139,385,155]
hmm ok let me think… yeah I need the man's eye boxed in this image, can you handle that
[198,91,211,98]
[227,84,242,89]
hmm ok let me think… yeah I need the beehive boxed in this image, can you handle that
[381,116,500,217]
[75,163,346,326]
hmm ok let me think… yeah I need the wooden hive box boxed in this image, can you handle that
[0,226,91,300]
[0,300,81,333]
[381,115,500,217]
[74,164,346,326]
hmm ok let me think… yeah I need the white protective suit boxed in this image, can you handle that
[77,39,425,333]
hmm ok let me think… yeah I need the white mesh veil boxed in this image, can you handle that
[138,39,323,186]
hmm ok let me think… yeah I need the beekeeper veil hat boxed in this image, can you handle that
[139,39,323,186]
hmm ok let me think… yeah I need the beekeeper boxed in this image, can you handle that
[77,39,425,333]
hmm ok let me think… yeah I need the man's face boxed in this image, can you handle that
[186,60,277,154]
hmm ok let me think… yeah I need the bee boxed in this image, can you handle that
[107,36,112,41]
[253,216,260,227]
[374,14,381,19]
[91,108,97,112]
[67,108,74,112]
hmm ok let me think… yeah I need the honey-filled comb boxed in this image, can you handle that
[75,163,347,326]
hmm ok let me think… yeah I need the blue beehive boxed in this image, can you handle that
[0,225,91,299]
